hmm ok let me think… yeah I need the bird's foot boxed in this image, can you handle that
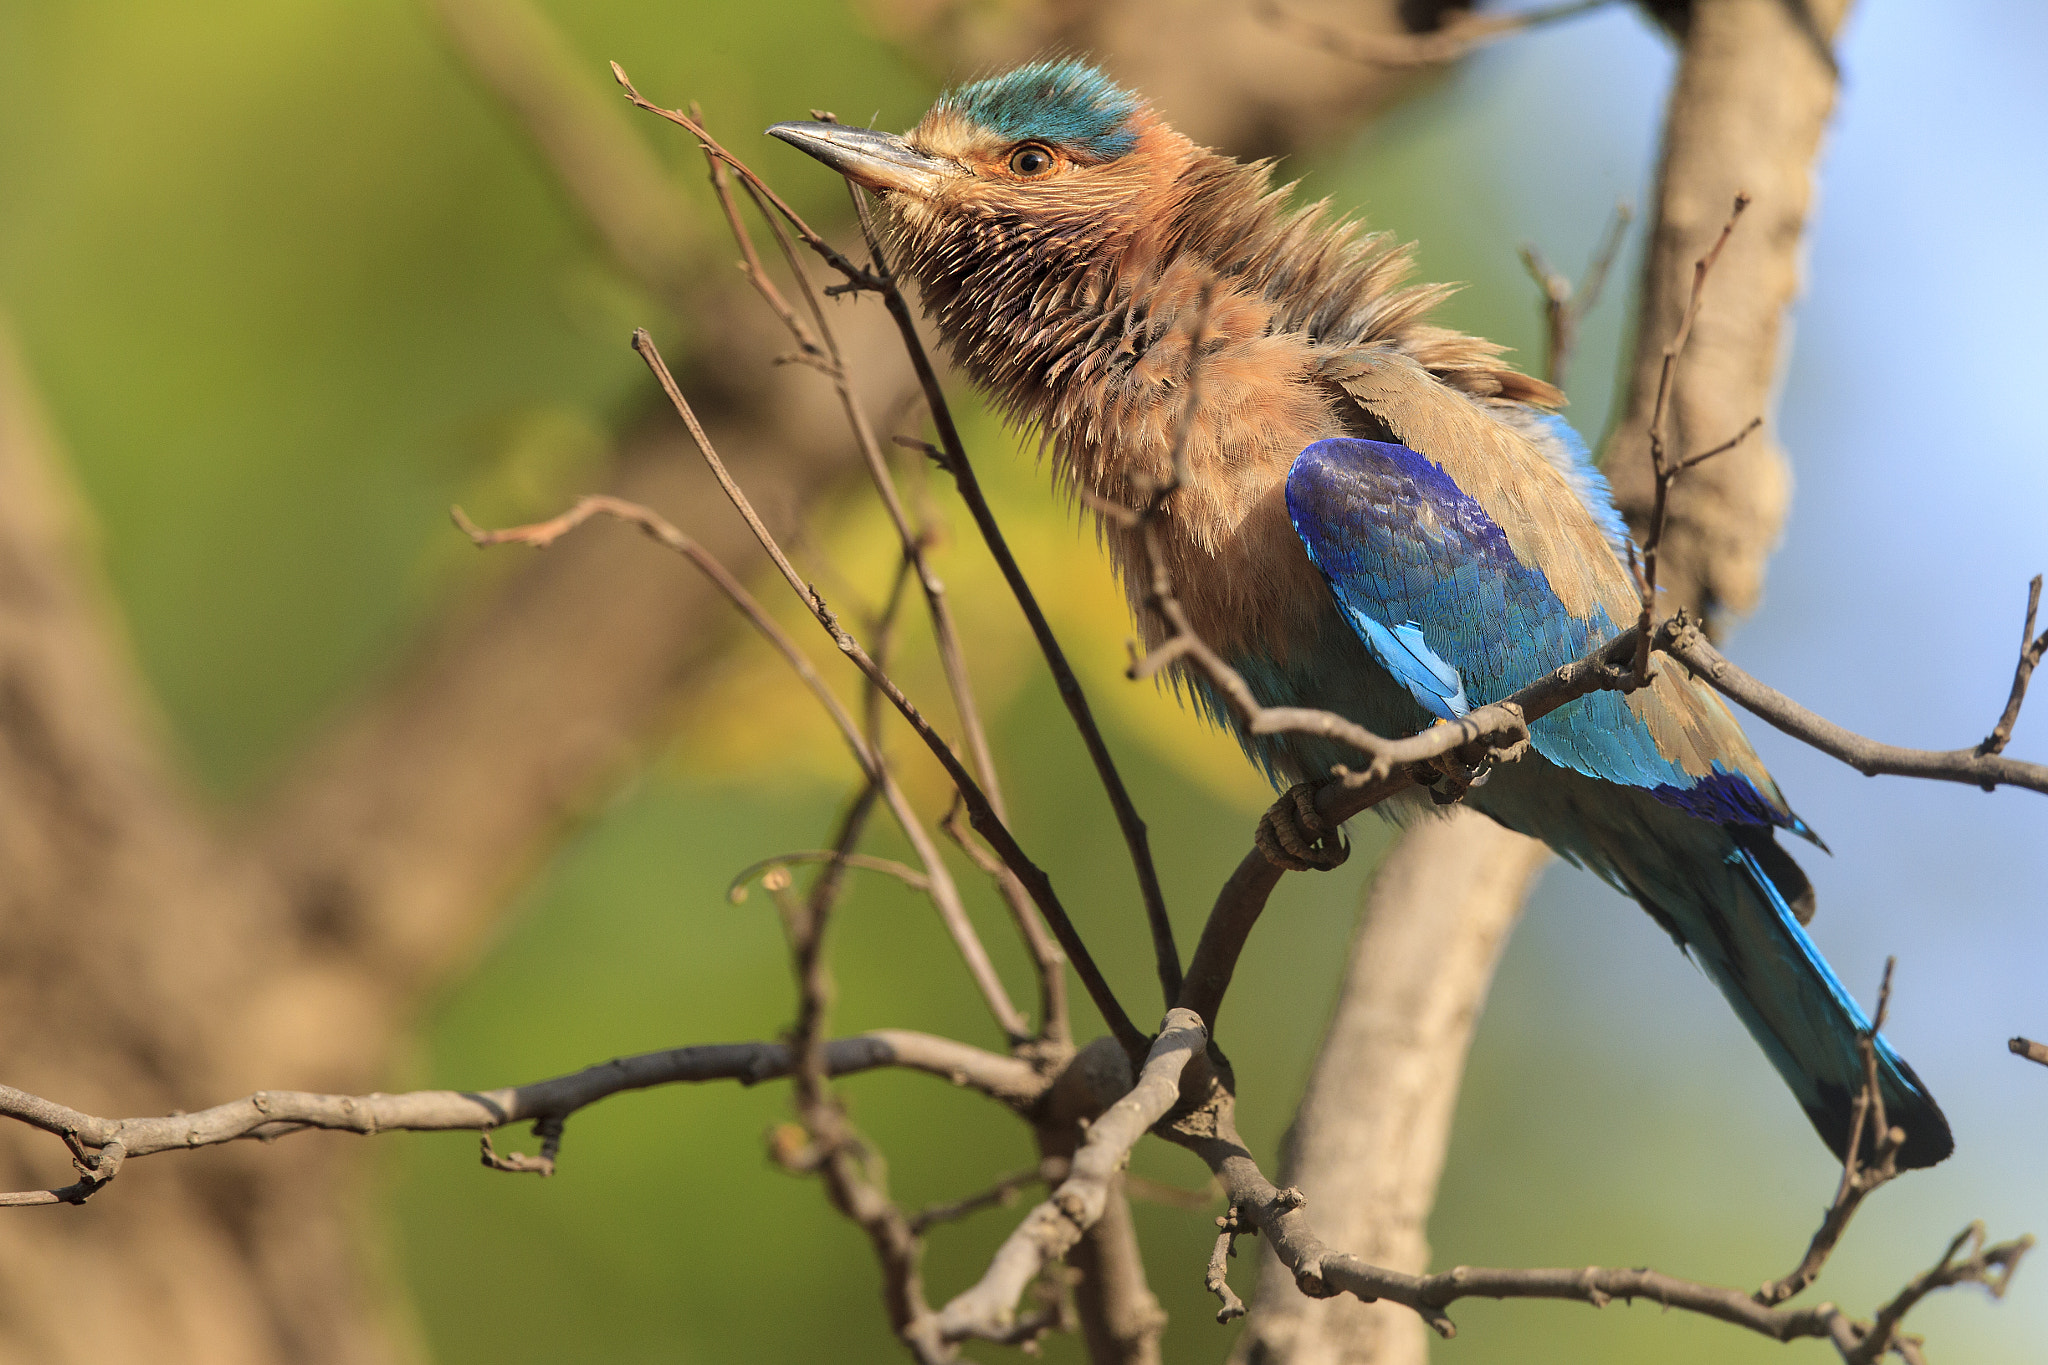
[1255,781,1349,872]
[1409,718,1490,806]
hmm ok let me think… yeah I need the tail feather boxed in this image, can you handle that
[1606,818,1952,1169]
[1714,845,1952,1168]
[1473,765,1952,1168]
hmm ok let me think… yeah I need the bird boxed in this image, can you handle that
[767,59,1951,1168]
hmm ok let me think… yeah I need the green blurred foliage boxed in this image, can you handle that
[2,2,2038,1363]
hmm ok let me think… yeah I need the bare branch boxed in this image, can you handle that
[1664,617,2048,796]
[699,146,1069,1046]
[1635,191,1754,682]
[727,850,931,903]
[609,65,881,290]
[454,494,1032,1044]
[1206,1204,1252,1323]
[1756,960,1906,1306]
[908,1163,1053,1235]
[1177,1093,2029,1360]
[1174,627,1642,1029]
[1980,573,2047,757]
[942,798,1070,1047]
[1520,199,1633,389]
[626,326,1146,1058]
[617,84,1177,1015]
[843,193,1185,1014]
[1845,1223,2032,1364]
[936,1010,1208,1343]
[0,1030,1046,1207]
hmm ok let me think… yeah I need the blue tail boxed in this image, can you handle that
[1476,766,1953,1169]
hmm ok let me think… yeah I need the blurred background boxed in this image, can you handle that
[0,1,2042,1362]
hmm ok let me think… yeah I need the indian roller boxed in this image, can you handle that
[769,60,1951,1167]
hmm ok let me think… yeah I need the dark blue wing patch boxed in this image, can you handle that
[1284,437,1788,827]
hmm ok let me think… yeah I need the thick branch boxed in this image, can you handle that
[936,1011,1208,1343]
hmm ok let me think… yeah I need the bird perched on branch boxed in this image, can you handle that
[769,60,1950,1167]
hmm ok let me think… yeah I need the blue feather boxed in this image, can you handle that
[1265,432,1949,1167]
[936,61,1142,162]
[1284,436,1794,831]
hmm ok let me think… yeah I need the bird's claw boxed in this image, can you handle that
[1410,718,1490,805]
[1255,782,1349,872]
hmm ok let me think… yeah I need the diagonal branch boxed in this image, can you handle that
[701,147,1068,1043]
[611,75,1180,1014]
[627,328,1148,1060]
[453,495,1033,1044]
[936,1010,1208,1343]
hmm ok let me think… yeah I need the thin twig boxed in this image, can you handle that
[842,186,1184,1014]
[454,494,1031,1044]
[1170,1094,2029,1360]
[1664,617,2048,796]
[2010,1037,2048,1068]
[942,798,1069,1048]
[701,150,1068,1045]
[624,89,1169,1036]
[628,327,1146,1059]
[777,766,944,1361]
[1756,960,1904,1305]
[1520,199,1633,389]
[0,1031,1048,1206]
[1635,191,1753,683]
[728,851,930,904]
[610,65,881,289]
[908,1163,1053,1235]
[1980,574,2047,756]
[1206,1205,1251,1323]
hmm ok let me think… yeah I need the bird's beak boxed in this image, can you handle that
[766,121,955,196]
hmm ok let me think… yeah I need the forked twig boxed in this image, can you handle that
[1168,1080,2029,1361]
[1756,960,1905,1306]
[453,495,1031,1044]
[626,327,1146,1059]
[936,1011,1208,1343]
[1632,191,1760,683]
[1520,198,1633,389]
[619,73,1182,1017]
[699,140,1067,1043]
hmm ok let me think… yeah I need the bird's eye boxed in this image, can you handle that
[1007,142,1055,177]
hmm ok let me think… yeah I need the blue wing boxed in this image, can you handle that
[1284,435,1795,831]
[1282,434,1949,1167]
